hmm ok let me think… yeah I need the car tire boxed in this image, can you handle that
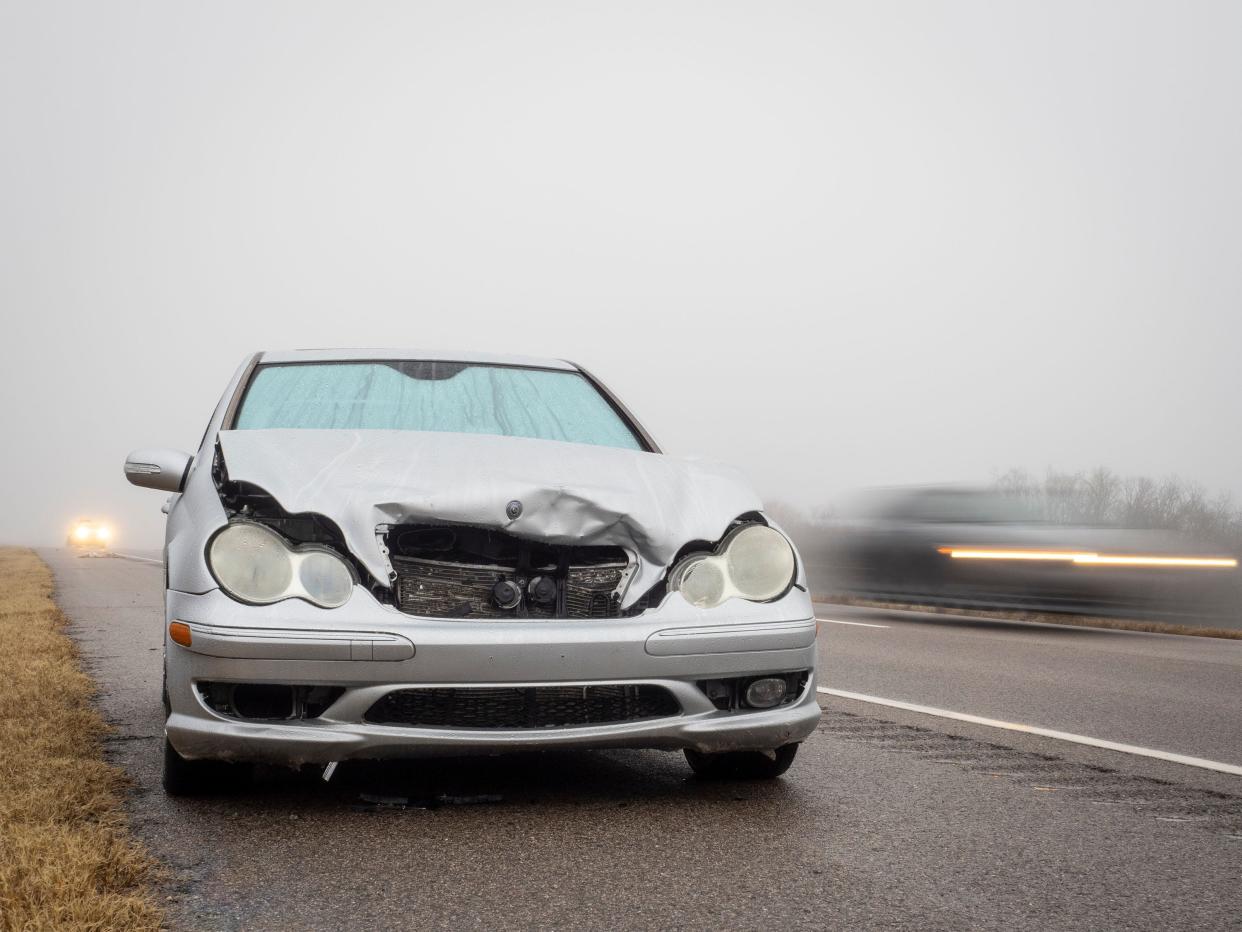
[162,738,251,796]
[684,742,800,780]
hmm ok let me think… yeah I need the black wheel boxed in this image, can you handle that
[162,738,251,796]
[684,742,800,780]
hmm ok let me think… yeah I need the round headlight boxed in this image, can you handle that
[676,557,728,609]
[297,549,355,609]
[208,522,294,603]
[208,522,357,608]
[725,524,796,601]
[669,522,797,609]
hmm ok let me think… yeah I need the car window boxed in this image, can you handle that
[233,361,645,451]
[882,490,1045,524]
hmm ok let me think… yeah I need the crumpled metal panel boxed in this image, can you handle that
[217,429,764,608]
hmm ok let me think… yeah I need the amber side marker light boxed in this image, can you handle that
[937,547,1237,569]
[169,622,193,646]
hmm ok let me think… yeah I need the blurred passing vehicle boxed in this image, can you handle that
[823,486,1239,623]
[125,350,819,794]
[67,517,111,553]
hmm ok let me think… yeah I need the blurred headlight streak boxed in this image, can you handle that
[1072,554,1237,568]
[937,548,1082,562]
[937,547,1237,569]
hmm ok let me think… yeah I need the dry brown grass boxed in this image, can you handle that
[0,548,161,931]
[816,593,1242,640]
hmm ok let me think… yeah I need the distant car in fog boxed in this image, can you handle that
[125,349,820,794]
[823,486,1239,622]
[67,517,111,552]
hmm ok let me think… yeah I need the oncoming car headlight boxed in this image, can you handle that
[207,521,356,609]
[669,523,796,609]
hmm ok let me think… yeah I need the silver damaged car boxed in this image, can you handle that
[125,349,820,794]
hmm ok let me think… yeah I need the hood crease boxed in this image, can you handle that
[216,429,764,608]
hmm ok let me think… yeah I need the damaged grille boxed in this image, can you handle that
[364,685,680,729]
[387,524,639,619]
[393,556,626,619]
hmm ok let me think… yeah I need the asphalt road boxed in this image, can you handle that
[46,549,1242,931]
[816,603,1242,769]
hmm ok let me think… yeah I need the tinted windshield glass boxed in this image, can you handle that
[233,362,644,451]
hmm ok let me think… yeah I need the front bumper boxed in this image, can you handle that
[164,588,821,765]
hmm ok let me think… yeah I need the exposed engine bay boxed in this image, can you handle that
[384,524,644,619]
[214,472,655,618]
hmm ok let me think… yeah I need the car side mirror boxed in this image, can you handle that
[124,448,193,493]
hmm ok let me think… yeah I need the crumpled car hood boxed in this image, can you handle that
[216,429,764,608]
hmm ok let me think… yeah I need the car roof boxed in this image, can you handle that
[258,348,579,371]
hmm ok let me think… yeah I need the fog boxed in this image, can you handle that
[2,1,1240,549]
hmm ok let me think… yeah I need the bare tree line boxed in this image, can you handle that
[995,467,1242,553]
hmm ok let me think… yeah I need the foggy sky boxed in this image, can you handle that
[2,1,1240,549]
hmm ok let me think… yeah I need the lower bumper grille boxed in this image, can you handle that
[364,685,680,730]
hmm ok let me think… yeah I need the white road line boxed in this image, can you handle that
[111,552,163,566]
[816,618,890,629]
[817,687,1242,777]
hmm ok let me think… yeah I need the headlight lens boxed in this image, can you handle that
[207,522,355,608]
[674,557,728,608]
[208,523,294,603]
[670,523,796,609]
[297,550,355,608]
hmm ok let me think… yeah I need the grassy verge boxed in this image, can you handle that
[816,594,1242,640]
[0,548,161,931]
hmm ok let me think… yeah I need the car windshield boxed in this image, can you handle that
[233,361,645,451]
